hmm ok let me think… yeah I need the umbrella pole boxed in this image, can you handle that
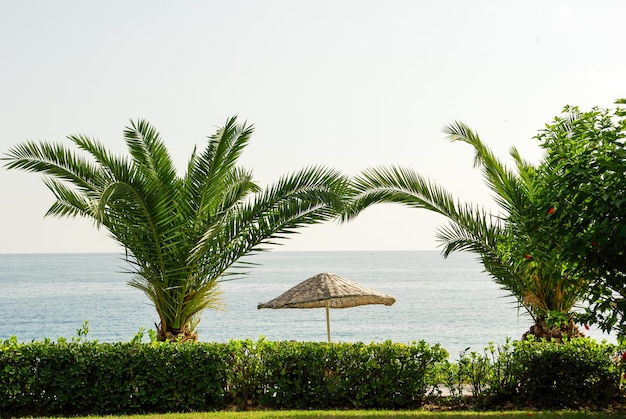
[326,301,331,343]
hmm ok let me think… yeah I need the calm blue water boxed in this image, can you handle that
[0,251,614,358]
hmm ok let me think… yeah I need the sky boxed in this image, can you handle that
[1,0,625,254]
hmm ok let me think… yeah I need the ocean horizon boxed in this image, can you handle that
[0,250,616,358]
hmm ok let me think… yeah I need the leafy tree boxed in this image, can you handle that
[3,117,348,341]
[346,122,587,340]
[534,100,626,337]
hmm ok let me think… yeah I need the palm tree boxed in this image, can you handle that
[4,117,348,341]
[346,121,587,340]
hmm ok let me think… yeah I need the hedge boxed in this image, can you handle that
[2,335,624,417]
[441,337,625,409]
[492,337,624,408]
[0,337,447,417]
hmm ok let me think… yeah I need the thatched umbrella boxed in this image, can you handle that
[257,272,396,342]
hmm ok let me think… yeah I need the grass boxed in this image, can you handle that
[65,411,623,419]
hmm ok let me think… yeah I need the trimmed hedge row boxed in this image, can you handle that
[2,336,624,416]
[0,338,447,417]
[442,337,625,409]
[493,337,624,408]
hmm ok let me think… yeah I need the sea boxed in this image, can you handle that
[0,251,616,359]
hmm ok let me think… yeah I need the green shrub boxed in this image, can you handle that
[493,337,624,408]
[0,337,446,417]
[222,339,266,409]
[435,338,624,409]
[5,332,620,416]
[341,340,446,409]
[0,338,229,416]
[257,340,447,409]
[257,340,335,409]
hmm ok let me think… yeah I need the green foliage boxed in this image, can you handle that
[534,100,626,337]
[434,341,512,401]
[0,338,229,417]
[222,338,266,409]
[497,338,624,408]
[3,118,348,341]
[0,338,447,417]
[223,339,448,410]
[257,340,448,409]
[73,320,91,342]
[2,334,624,415]
[256,340,332,409]
[436,338,624,409]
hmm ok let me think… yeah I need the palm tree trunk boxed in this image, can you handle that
[522,318,584,342]
[156,324,199,342]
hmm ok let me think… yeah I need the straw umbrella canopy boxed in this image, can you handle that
[257,272,396,342]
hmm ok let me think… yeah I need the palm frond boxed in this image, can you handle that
[3,140,103,192]
[42,178,95,219]
[124,119,175,174]
[443,121,527,216]
[192,165,347,277]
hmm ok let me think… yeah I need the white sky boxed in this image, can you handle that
[1,0,625,254]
